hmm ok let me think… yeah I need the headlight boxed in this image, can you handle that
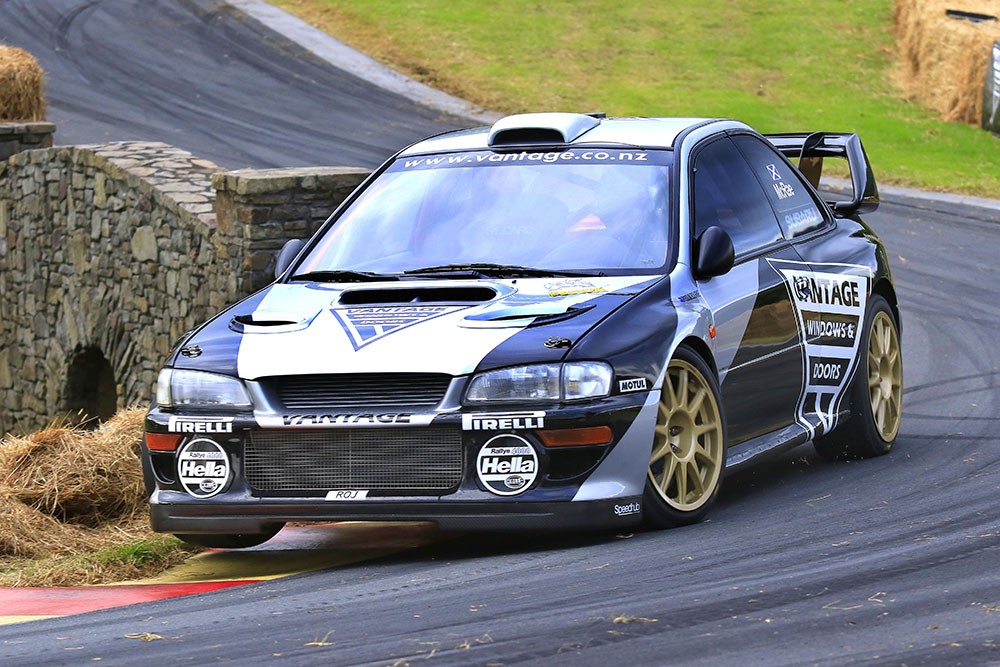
[465,362,612,403]
[156,369,252,409]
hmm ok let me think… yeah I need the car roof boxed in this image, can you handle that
[399,113,750,156]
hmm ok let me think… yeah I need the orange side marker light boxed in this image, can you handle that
[145,432,183,452]
[537,426,613,448]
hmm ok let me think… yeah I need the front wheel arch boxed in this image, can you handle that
[642,344,727,529]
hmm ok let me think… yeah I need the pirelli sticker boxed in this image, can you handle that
[769,259,871,438]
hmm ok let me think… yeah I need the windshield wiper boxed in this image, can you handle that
[403,263,597,278]
[288,270,399,283]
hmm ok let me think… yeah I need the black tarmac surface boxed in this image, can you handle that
[0,1,998,665]
[0,0,472,169]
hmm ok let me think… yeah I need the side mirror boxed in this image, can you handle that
[274,239,305,279]
[694,226,735,279]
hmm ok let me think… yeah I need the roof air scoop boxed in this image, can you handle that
[488,112,602,147]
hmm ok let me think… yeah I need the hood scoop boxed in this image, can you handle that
[338,285,499,306]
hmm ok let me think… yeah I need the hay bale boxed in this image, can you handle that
[0,45,46,122]
[895,1,1000,123]
[0,407,147,527]
[0,494,95,558]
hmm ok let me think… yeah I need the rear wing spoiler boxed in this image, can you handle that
[764,132,879,214]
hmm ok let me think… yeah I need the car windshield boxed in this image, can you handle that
[295,148,672,277]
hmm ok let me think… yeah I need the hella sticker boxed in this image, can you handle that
[176,438,231,499]
[476,434,539,496]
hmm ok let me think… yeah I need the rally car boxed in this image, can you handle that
[143,112,903,548]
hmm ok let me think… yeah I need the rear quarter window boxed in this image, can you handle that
[732,135,828,238]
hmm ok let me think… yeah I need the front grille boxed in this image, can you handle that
[245,428,463,492]
[261,373,452,410]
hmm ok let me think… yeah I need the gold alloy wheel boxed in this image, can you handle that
[868,310,903,441]
[647,359,724,511]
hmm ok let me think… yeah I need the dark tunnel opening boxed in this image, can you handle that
[64,347,118,426]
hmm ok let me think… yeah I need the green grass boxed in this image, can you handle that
[0,535,197,587]
[273,0,999,197]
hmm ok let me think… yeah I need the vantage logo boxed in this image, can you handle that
[331,305,466,350]
[769,259,871,438]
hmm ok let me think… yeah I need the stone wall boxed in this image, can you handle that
[0,122,55,160]
[0,142,370,434]
[213,166,368,293]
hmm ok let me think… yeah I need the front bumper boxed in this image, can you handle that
[145,392,655,534]
[149,494,644,533]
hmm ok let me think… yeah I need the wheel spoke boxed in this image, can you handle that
[664,372,679,409]
[876,320,890,356]
[694,422,716,437]
[689,463,706,497]
[869,370,880,389]
[688,386,706,415]
[663,456,678,491]
[650,439,672,465]
[875,398,887,432]
[674,460,687,502]
[677,369,689,408]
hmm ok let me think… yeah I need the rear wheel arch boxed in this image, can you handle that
[813,293,902,460]
[872,277,900,333]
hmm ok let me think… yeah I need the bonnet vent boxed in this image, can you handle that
[488,112,602,147]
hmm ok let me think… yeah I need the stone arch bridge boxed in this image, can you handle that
[0,139,368,434]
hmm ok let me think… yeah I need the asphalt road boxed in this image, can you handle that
[1,1,998,665]
[0,0,473,169]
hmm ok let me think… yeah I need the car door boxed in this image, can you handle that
[730,133,872,438]
[690,135,806,446]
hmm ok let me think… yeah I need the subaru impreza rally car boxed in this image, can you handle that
[143,113,902,548]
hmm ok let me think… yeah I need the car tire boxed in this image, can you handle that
[174,523,285,549]
[643,345,727,529]
[813,294,902,461]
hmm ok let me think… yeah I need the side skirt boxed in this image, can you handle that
[723,408,850,472]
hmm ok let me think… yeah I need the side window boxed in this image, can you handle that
[732,134,827,238]
[693,137,784,258]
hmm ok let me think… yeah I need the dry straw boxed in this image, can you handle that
[0,407,149,561]
[0,44,46,122]
[894,0,1000,123]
